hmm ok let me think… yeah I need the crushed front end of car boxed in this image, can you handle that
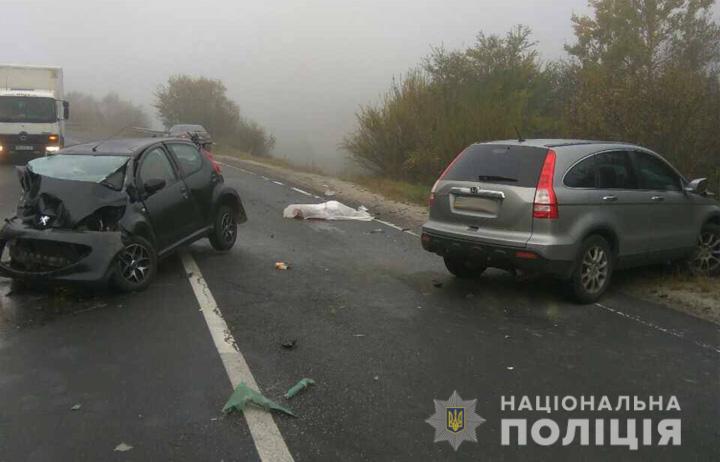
[0,158,130,284]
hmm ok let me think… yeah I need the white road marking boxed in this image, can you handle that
[260,176,270,181]
[291,187,313,197]
[180,251,294,462]
[595,302,720,354]
[374,218,420,237]
[373,219,403,231]
[272,180,285,186]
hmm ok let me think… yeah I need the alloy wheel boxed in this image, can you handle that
[118,243,151,284]
[690,231,720,275]
[220,212,237,243]
[580,246,609,294]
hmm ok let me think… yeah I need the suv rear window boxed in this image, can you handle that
[443,144,549,187]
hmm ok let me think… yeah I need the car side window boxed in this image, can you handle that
[564,156,596,188]
[564,150,636,189]
[167,143,203,176]
[633,152,681,191]
[139,147,177,186]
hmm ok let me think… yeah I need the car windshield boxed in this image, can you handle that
[0,96,57,123]
[27,155,129,184]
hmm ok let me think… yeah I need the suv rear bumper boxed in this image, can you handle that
[421,230,574,278]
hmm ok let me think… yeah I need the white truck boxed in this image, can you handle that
[0,64,69,162]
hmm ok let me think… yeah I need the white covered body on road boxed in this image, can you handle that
[283,200,373,221]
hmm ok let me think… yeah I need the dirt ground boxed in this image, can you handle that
[218,154,720,325]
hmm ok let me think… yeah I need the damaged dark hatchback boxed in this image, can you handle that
[0,138,246,291]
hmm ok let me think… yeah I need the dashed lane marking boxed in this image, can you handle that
[595,302,720,354]
[291,187,313,197]
[180,251,294,462]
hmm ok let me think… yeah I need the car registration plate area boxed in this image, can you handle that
[452,195,499,216]
[14,145,35,151]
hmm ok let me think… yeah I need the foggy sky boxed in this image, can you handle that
[3,0,718,171]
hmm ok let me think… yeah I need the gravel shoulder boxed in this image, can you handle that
[218,154,720,325]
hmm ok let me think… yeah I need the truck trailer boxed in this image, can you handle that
[0,64,69,163]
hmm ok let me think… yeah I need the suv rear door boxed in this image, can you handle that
[560,149,647,259]
[429,144,548,248]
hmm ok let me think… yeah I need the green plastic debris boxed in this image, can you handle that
[285,378,315,399]
[222,382,296,417]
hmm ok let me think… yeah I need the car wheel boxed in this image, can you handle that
[443,257,486,278]
[688,224,720,276]
[209,205,237,251]
[571,235,613,304]
[112,237,157,292]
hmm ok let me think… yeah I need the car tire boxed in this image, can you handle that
[209,205,237,251]
[570,235,614,304]
[688,223,720,277]
[111,236,157,292]
[443,257,486,278]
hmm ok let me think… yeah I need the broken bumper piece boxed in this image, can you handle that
[0,219,125,283]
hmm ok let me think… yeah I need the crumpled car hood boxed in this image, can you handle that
[16,167,128,229]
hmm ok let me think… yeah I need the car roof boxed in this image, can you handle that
[479,139,643,150]
[170,124,206,131]
[59,137,192,157]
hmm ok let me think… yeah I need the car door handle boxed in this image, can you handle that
[651,196,665,202]
[602,195,618,202]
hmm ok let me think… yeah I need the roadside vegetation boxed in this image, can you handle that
[65,91,149,137]
[154,75,275,156]
[342,0,720,191]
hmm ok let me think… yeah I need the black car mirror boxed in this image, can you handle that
[685,178,708,195]
[62,101,70,120]
[144,178,166,195]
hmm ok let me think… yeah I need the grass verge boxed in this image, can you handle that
[344,175,429,206]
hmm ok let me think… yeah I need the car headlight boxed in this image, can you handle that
[45,146,60,153]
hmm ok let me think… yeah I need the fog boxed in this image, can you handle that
[4,0,718,172]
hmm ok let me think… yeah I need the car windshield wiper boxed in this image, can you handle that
[478,175,518,183]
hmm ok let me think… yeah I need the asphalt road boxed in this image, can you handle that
[0,158,718,461]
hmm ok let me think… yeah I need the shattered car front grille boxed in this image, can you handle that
[8,239,91,271]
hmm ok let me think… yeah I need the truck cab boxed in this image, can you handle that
[0,65,69,163]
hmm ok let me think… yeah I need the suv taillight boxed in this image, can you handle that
[429,149,465,206]
[533,149,558,219]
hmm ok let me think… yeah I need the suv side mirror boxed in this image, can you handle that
[62,101,70,120]
[143,178,166,195]
[685,178,708,195]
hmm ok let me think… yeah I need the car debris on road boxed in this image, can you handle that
[281,339,297,349]
[222,382,296,417]
[275,262,290,270]
[284,378,315,399]
[283,201,373,221]
[113,442,133,452]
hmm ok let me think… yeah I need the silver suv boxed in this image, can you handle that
[421,140,720,303]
